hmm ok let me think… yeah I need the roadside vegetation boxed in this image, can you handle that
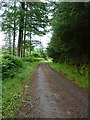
[47,2,89,91]
[49,62,88,91]
[1,54,44,118]
[1,2,49,118]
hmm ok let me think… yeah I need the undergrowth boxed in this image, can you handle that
[2,54,43,118]
[1,54,23,80]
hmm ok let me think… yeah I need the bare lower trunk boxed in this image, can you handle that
[17,2,25,57]
[13,2,16,56]
[17,27,22,57]
[29,30,31,57]
[23,27,26,57]
[8,32,12,54]
[13,21,16,55]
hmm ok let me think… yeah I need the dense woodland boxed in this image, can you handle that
[1,1,90,81]
[1,2,90,118]
[1,2,90,65]
[47,2,90,67]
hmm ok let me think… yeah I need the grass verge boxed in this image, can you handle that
[49,62,88,91]
[2,61,40,118]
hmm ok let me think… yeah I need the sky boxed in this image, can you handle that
[32,32,52,48]
[0,28,52,49]
[0,31,5,48]
[0,10,5,48]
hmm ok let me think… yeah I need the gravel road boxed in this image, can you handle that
[15,62,88,118]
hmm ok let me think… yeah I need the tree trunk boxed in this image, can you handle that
[17,2,25,57]
[23,30,26,57]
[13,2,16,56]
[29,31,31,57]
[8,32,12,54]
[23,18,26,57]
[21,48,23,58]
[18,27,22,57]
[13,20,16,55]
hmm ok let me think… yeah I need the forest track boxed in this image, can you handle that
[15,62,88,118]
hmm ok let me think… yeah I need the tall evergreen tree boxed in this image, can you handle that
[1,2,49,57]
[48,2,90,65]
[17,2,25,57]
[2,2,18,55]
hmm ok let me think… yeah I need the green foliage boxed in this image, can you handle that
[32,57,45,62]
[1,2,18,55]
[47,2,90,65]
[31,50,48,60]
[1,54,45,81]
[47,3,89,91]
[1,2,49,57]
[22,56,44,62]
[49,62,88,91]
[31,51,41,58]
[2,61,39,118]
[2,54,23,80]
[22,57,33,62]
[2,54,45,118]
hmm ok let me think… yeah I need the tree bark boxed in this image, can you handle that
[17,2,25,57]
[23,29,26,57]
[13,2,16,56]
[8,32,12,54]
[13,20,16,55]
[23,11,27,57]
[29,29,31,57]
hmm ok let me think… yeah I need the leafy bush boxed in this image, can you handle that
[2,54,23,80]
[31,51,41,58]
[22,57,44,62]
[1,54,45,81]
[32,57,44,62]
[22,57,33,62]
[32,53,41,58]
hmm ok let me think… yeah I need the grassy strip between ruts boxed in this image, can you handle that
[49,62,88,91]
[2,61,40,118]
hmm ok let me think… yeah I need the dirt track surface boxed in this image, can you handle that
[15,62,88,118]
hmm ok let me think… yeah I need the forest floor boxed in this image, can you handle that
[15,62,88,118]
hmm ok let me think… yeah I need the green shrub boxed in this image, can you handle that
[2,54,23,80]
[31,51,41,58]
[32,57,44,62]
[22,57,32,62]
[22,57,44,62]
[1,54,45,81]
[32,53,41,58]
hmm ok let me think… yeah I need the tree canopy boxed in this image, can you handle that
[1,2,49,57]
[47,2,90,66]
[1,1,90,66]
